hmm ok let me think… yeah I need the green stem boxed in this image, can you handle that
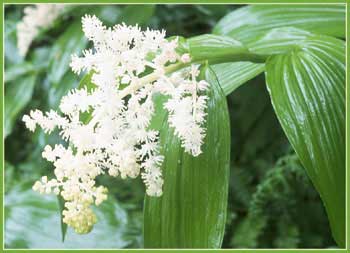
[119,52,268,98]
[119,62,190,98]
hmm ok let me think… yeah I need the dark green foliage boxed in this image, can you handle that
[230,154,334,248]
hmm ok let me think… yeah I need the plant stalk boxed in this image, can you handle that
[119,52,268,98]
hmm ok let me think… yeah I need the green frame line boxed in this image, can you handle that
[346,0,349,251]
[1,0,348,3]
[1,1,349,252]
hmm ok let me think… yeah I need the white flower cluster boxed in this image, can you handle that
[23,15,208,234]
[17,4,65,56]
[160,67,208,156]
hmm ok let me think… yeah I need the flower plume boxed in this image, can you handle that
[23,15,209,234]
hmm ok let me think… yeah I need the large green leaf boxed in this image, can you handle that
[213,5,345,43]
[211,62,264,96]
[5,183,136,249]
[186,34,266,96]
[187,34,267,64]
[143,65,230,248]
[5,74,37,138]
[212,4,345,97]
[187,34,248,63]
[248,27,343,57]
[265,37,345,247]
[148,93,169,132]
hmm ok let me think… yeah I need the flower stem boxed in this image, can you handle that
[119,52,268,98]
[119,62,189,98]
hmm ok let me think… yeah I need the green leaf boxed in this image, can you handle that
[117,5,155,26]
[5,74,37,138]
[78,71,95,91]
[248,27,342,56]
[4,20,23,65]
[143,65,230,248]
[211,27,343,97]
[211,62,264,96]
[187,34,266,64]
[213,5,345,43]
[45,21,88,109]
[47,21,87,85]
[188,34,248,62]
[5,183,135,249]
[30,46,52,68]
[57,196,67,242]
[265,37,345,247]
[212,5,345,97]
[148,93,169,132]
[5,62,36,83]
[48,71,79,109]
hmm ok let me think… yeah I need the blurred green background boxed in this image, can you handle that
[4,4,335,249]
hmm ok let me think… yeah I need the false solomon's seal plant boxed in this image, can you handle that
[21,4,345,249]
[23,15,209,233]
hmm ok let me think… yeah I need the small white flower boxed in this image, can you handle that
[22,114,36,131]
[42,145,55,162]
[181,53,191,63]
